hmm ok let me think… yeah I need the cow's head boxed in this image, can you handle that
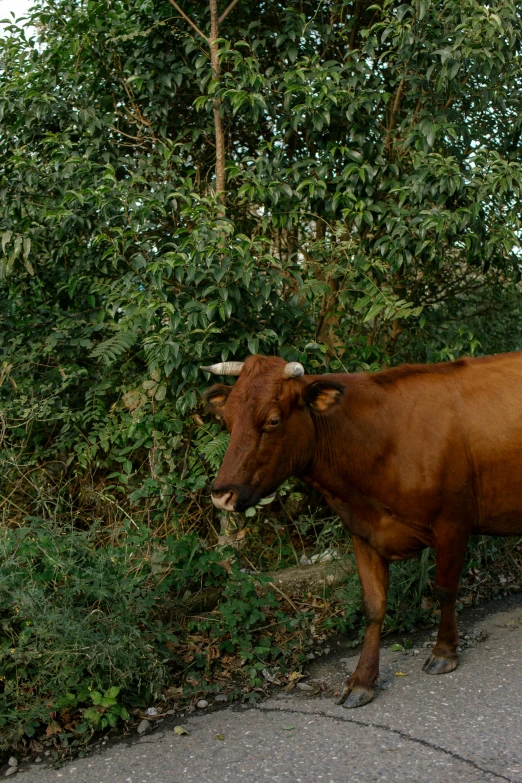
[202,355,344,512]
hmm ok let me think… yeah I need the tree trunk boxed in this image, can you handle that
[168,0,234,205]
[209,0,226,205]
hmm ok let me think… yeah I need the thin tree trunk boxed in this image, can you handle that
[209,0,226,205]
[385,77,405,158]
[168,0,239,206]
[348,0,362,51]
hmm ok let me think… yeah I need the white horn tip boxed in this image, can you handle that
[284,362,305,378]
[200,361,244,376]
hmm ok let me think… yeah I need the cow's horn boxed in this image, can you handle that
[283,362,305,378]
[200,361,244,376]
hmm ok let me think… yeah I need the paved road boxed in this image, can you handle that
[17,597,522,783]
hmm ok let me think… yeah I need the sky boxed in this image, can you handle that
[0,0,34,32]
[0,0,33,19]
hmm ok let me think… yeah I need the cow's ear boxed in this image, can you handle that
[302,380,344,413]
[203,384,231,417]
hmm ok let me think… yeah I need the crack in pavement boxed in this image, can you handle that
[258,705,516,783]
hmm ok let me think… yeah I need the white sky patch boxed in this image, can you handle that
[0,0,35,35]
[1,0,33,19]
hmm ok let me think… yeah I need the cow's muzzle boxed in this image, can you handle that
[211,488,237,512]
[210,483,260,512]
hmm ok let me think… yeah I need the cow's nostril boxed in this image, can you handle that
[211,489,237,511]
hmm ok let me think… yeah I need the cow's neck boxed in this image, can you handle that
[305,388,390,504]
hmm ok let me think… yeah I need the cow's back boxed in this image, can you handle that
[367,352,522,534]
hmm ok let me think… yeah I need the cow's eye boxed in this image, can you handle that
[266,416,281,429]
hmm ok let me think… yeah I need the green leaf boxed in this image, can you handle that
[90,331,137,364]
[258,495,275,505]
[90,691,103,705]
[23,236,31,261]
[363,302,386,322]
[2,230,12,254]
[155,384,167,401]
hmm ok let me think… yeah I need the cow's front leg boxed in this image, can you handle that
[336,535,389,708]
[423,525,468,675]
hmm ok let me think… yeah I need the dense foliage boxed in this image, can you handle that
[1,0,522,752]
[2,0,522,524]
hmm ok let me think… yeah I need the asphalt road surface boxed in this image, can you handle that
[16,595,522,783]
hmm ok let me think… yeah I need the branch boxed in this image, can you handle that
[348,0,362,51]
[218,0,240,24]
[442,92,456,111]
[159,558,353,620]
[167,0,208,40]
[385,77,405,156]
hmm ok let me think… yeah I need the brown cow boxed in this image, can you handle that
[202,353,522,708]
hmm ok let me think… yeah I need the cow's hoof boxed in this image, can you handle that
[422,653,458,675]
[335,684,375,709]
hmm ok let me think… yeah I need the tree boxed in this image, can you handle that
[1,0,522,528]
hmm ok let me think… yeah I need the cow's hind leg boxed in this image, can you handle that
[423,525,468,675]
[336,535,389,708]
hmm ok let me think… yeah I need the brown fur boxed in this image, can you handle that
[205,352,522,706]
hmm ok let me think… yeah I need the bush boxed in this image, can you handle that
[0,518,313,750]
